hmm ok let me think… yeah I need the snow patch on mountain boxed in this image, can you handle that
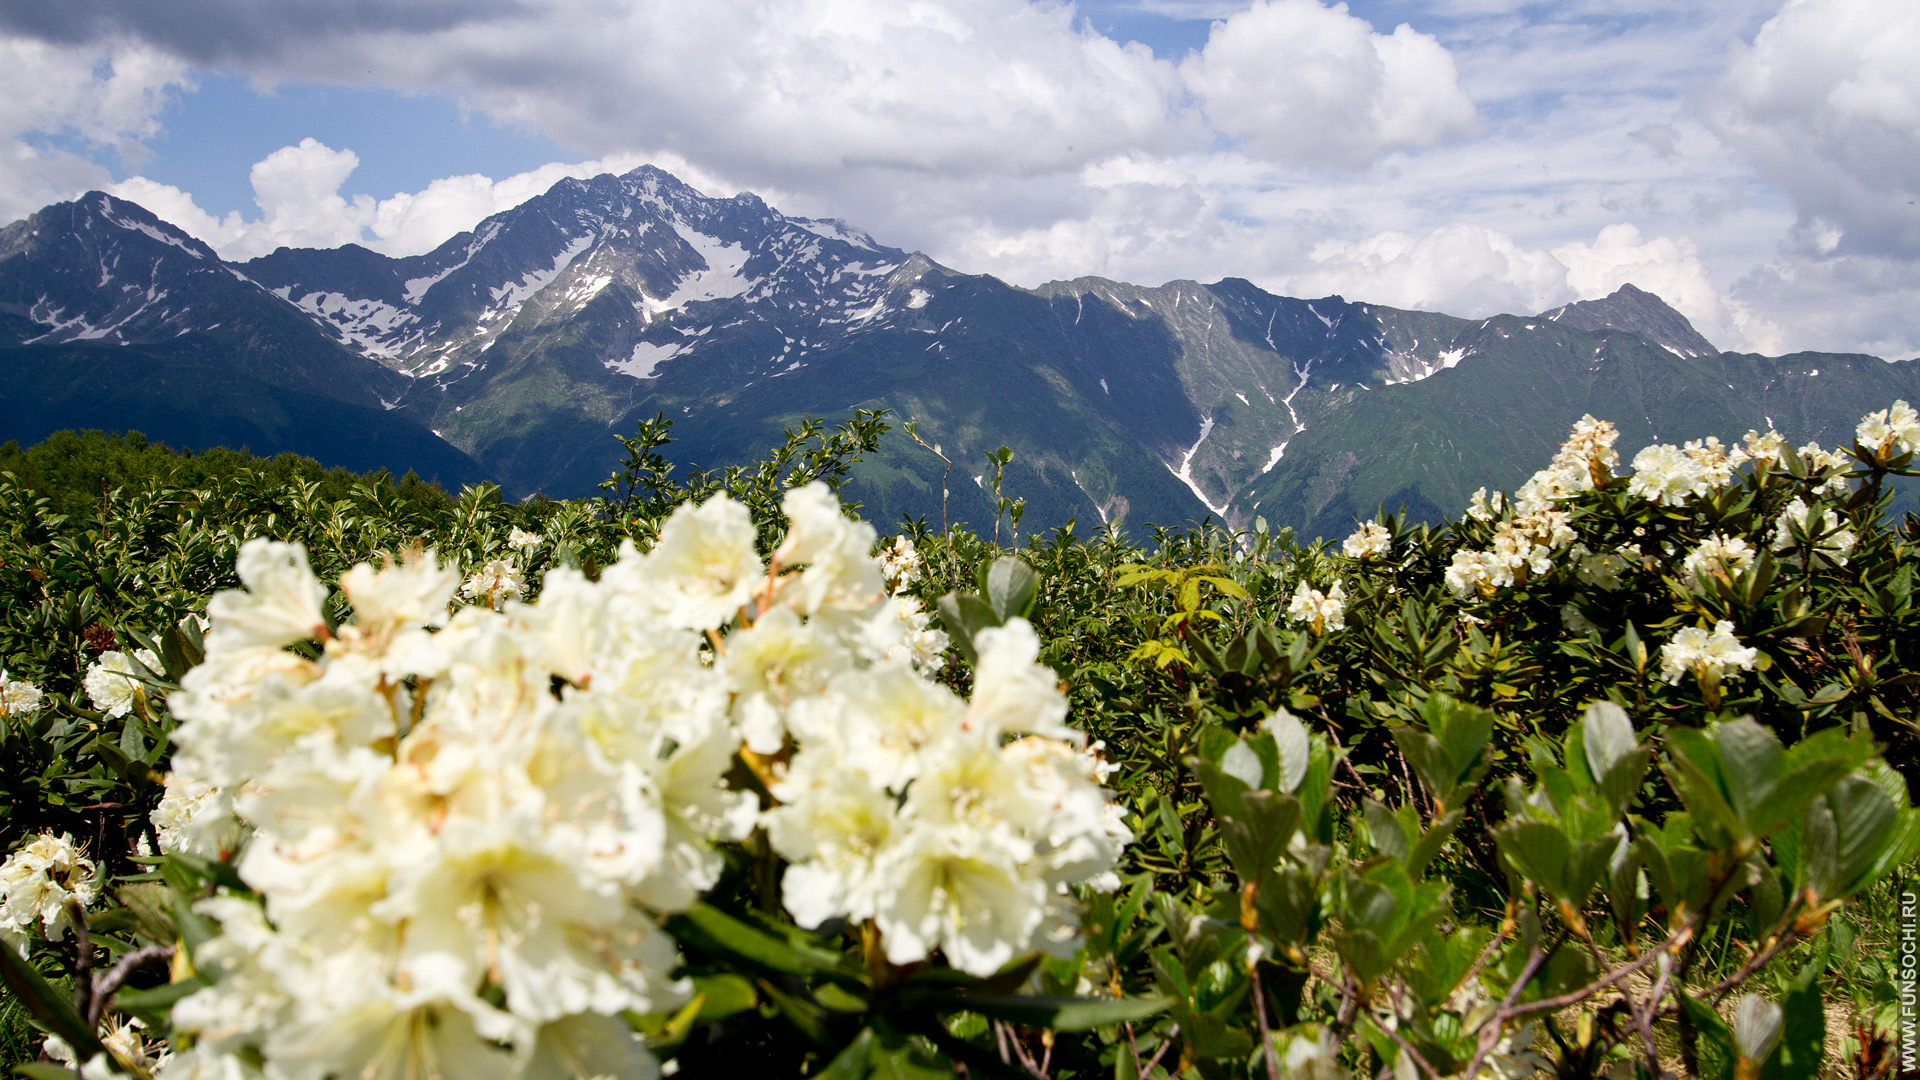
[610,341,683,379]
[646,225,753,316]
[1170,415,1230,516]
[485,233,596,323]
[103,213,205,259]
[284,290,415,358]
[794,218,880,251]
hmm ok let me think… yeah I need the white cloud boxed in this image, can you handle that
[1292,223,1571,315]
[1180,0,1479,167]
[1553,224,1720,330]
[9,1,1920,359]
[0,36,189,222]
[1708,0,1920,258]
[111,139,670,260]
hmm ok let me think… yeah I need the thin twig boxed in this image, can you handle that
[1383,1020,1445,1080]
[89,944,175,1024]
[1249,951,1281,1080]
[1461,930,1563,1080]
[1139,1024,1179,1077]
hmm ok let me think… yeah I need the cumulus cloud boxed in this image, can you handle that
[6,0,1919,358]
[1180,0,1479,167]
[5,0,1478,184]
[0,36,189,222]
[1553,225,1720,328]
[1292,223,1572,316]
[110,138,665,260]
[1708,0,1920,258]
[1282,220,1759,348]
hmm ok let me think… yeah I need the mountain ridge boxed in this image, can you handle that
[2,168,1914,534]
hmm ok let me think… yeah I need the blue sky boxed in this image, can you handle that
[0,0,1914,357]
[119,76,572,219]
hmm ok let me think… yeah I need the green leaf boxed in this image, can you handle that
[691,973,759,1021]
[1730,994,1783,1066]
[1715,718,1784,828]
[815,1027,876,1080]
[111,978,207,1021]
[0,942,107,1064]
[1580,700,1637,780]
[1218,787,1301,887]
[1680,991,1737,1080]
[915,992,1170,1032]
[669,904,843,977]
[1262,709,1312,794]
[1759,969,1824,1080]
[936,592,1002,666]
[1496,820,1571,898]
[984,557,1039,622]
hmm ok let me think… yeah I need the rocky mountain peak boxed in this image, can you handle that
[1541,283,1717,359]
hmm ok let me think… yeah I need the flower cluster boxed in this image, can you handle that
[153,483,1125,1077]
[1286,580,1347,635]
[0,832,97,957]
[1340,522,1391,560]
[1680,535,1756,591]
[0,669,41,716]
[1513,414,1618,512]
[1436,403,1913,604]
[745,488,1125,975]
[84,648,158,718]
[1659,621,1758,687]
[1444,508,1574,597]
[1772,498,1856,568]
[1857,399,1919,460]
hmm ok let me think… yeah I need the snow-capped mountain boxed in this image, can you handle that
[242,167,914,383]
[3,166,1914,536]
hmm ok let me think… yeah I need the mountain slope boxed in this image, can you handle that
[2,169,1915,535]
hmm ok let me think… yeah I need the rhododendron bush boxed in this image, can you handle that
[0,404,1917,1079]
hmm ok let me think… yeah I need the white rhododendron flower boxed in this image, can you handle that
[0,670,42,716]
[876,535,924,589]
[1681,535,1756,590]
[1735,428,1787,467]
[205,539,330,652]
[1465,487,1504,522]
[1659,621,1758,686]
[1286,580,1346,634]
[508,526,542,552]
[460,557,525,608]
[1570,544,1632,592]
[151,773,237,859]
[0,832,97,955]
[1445,550,1498,598]
[46,1017,160,1080]
[1857,400,1920,459]
[1514,414,1618,513]
[1772,498,1856,568]
[1626,444,1709,506]
[1341,522,1391,560]
[156,480,1127,1077]
[1560,604,1598,634]
[615,494,763,629]
[1797,442,1853,495]
[84,647,159,718]
[1683,437,1738,489]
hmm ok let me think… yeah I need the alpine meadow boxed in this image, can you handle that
[0,391,1917,1079]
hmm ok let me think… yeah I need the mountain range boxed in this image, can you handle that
[3,167,1916,538]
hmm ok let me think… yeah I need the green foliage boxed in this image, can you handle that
[1,411,1917,1079]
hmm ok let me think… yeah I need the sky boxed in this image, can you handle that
[1,0,1916,358]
